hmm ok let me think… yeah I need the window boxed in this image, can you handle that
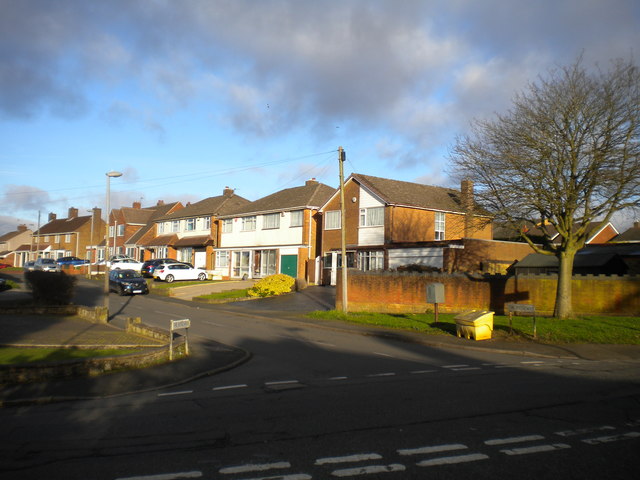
[435,212,445,240]
[242,216,256,232]
[65,234,71,242]
[156,247,168,258]
[325,210,341,230]
[216,250,230,268]
[172,220,180,233]
[232,251,251,278]
[126,247,136,258]
[109,226,115,238]
[55,234,60,242]
[203,217,211,230]
[178,247,192,263]
[222,219,233,233]
[44,235,49,242]
[359,207,384,227]
[290,210,303,227]
[186,218,195,231]
[117,224,125,236]
[358,251,384,271]
[158,222,164,234]
[262,213,280,230]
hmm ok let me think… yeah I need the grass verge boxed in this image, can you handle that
[306,311,640,345]
[0,347,142,365]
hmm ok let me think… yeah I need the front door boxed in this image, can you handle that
[280,254,297,278]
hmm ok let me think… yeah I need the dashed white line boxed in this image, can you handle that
[450,367,482,371]
[442,364,469,369]
[582,432,640,445]
[417,453,489,467]
[367,372,396,378]
[331,464,406,477]
[410,369,437,374]
[116,471,202,480]
[212,384,248,391]
[265,380,299,386]
[555,425,615,437]
[398,444,467,456]
[219,461,291,475]
[315,453,382,465]
[329,376,348,381]
[501,443,570,456]
[203,321,225,327]
[373,352,394,358]
[485,435,545,446]
[314,341,336,347]
[157,390,193,397]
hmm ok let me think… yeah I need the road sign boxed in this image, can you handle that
[170,319,191,360]
[171,319,191,330]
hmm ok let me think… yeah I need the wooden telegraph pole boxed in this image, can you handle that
[339,146,348,313]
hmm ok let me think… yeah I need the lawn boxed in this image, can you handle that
[193,289,250,302]
[0,347,142,365]
[306,311,640,345]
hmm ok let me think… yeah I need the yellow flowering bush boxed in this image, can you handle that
[248,274,295,297]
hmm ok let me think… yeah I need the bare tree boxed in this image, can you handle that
[450,57,640,319]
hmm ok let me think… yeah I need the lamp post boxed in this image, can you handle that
[104,171,123,311]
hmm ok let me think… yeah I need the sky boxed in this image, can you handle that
[1,0,639,234]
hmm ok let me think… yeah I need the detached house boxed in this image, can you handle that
[146,188,250,269]
[319,174,493,284]
[0,225,33,267]
[215,179,335,282]
[32,208,104,261]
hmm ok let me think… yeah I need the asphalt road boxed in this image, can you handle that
[1,280,639,479]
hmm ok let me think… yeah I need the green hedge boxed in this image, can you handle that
[24,270,77,305]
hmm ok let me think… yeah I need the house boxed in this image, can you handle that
[522,220,619,245]
[214,179,335,282]
[146,188,250,269]
[103,200,182,262]
[611,221,640,243]
[0,225,33,267]
[31,208,104,261]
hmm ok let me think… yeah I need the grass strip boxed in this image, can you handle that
[306,311,640,345]
[0,347,142,365]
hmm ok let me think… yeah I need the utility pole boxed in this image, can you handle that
[339,146,348,313]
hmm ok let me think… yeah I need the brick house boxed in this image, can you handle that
[319,174,494,285]
[146,188,250,269]
[214,179,334,282]
[0,225,33,267]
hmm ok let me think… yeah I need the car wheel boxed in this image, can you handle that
[198,273,206,281]
[165,274,174,283]
[119,286,126,296]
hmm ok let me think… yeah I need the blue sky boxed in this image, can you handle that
[1,0,639,233]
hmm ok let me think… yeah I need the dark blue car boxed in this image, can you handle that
[109,269,149,296]
[56,256,89,266]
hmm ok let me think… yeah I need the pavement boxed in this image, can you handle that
[0,279,639,406]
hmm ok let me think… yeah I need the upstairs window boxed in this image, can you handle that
[325,210,341,230]
[158,222,165,234]
[263,213,280,230]
[172,220,180,232]
[117,224,125,236]
[435,212,445,240]
[186,218,195,231]
[222,219,233,233]
[359,207,384,227]
[290,210,304,227]
[203,217,211,230]
[242,216,256,232]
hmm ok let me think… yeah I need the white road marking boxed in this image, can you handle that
[373,352,393,357]
[219,461,291,475]
[315,453,382,465]
[417,453,489,467]
[485,435,545,445]
[265,380,299,386]
[116,471,202,480]
[203,321,225,327]
[555,425,615,437]
[451,367,482,371]
[501,443,570,455]
[213,384,248,391]
[521,361,544,364]
[329,376,348,381]
[367,373,396,377]
[331,464,405,477]
[314,341,336,347]
[582,432,640,445]
[157,390,192,397]
[442,364,469,368]
[398,444,467,456]
[410,369,437,374]
[154,311,177,317]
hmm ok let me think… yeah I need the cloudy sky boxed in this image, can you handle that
[1,0,638,233]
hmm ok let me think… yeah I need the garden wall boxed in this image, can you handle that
[337,270,640,316]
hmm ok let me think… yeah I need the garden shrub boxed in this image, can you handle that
[24,270,77,305]
[248,274,295,298]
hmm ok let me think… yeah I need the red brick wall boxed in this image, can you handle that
[338,270,640,316]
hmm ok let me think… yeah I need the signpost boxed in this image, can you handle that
[170,318,191,360]
[505,303,537,338]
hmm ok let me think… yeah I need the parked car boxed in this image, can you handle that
[141,258,193,277]
[34,258,60,272]
[153,263,207,283]
[23,260,36,271]
[109,257,143,271]
[0,263,11,269]
[56,256,89,266]
[109,269,149,296]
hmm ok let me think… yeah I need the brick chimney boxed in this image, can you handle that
[635,221,640,229]
[132,201,141,209]
[17,224,28,232]
[68,207,78,219]
[92,207,102,224]
[223,187,234,196]
[305,178,319,186]
[156,200,165,206]
[48,212,57,222]
[461,179,474,237]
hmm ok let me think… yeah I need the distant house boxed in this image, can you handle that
[31,208,104,261]
[522,221,619,245]
[319,174,493,285]
[146,188,250,269]
[0,225,33,267]
[611,221,640,244]
[215,179,335,282]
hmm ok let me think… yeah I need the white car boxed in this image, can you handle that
[34,258,61,272]
[109,257,143,271]
[153,263,207,283]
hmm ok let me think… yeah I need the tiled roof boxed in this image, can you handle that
[38,215,90,234]
[220,181,335,217]
[173,235,214,247]
[125,202,182,244]
[613,225,640,243]
[120,207,156,225]
[158,194,250,221]
[0,230,24,242]
[143,234,178,247]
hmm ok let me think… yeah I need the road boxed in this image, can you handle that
[1,282,639,479]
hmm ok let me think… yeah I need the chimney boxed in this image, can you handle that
[305,178,319,186]
[92,207,102,223]
[48,212,57,222]
[635,221,640,229]
[223,186,234,197]
[156,200,165,206]
[68,207,78,219]
[17,224,28,232]
[132,201,141,209]
[460,180,474,212]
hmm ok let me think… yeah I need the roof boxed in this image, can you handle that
[143,234,178,247]
[173,235,214,247]
[125,202,182,245]
[612,224,640,243]
[0,230,24,242]
[158,194,250,221]
[524,221,617,244]
[38,215,90,234]
[118,207,156,225]
[220,180,335,217]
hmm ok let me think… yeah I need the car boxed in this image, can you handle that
[0,263,11,269]
[23,260,36,271]
[109,257,143,271]
[34,258,60,272]
[153,263,207,283]
[56,256,89,266]
[141,258,193,277]
[108,269,149,296]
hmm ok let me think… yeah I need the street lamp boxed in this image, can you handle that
[104,171,123,311]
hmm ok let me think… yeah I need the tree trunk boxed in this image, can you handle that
[554,249,576,319]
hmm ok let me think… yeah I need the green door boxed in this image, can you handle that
[280,255,298,278]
